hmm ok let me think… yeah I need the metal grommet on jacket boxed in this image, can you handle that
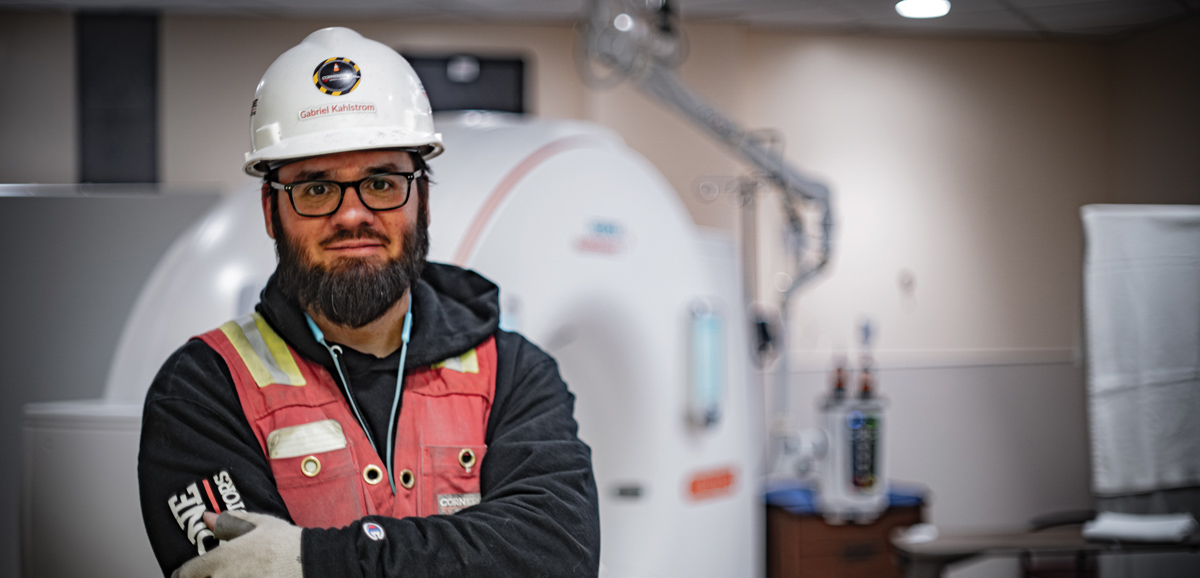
[458,448,476,471]
[398,469,415,489]
[301,456,321,477]
[363,464,384,485]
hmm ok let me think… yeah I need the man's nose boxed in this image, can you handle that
[329,185,375,227]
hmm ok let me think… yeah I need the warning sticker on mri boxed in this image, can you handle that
[686,466,737,501]
[575,220,633,256]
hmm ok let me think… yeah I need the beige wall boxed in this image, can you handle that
[742,32,1112,365]
[0,12,76,184]
[584,22,747,231]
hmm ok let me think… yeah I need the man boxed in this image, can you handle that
[138,27,600,578]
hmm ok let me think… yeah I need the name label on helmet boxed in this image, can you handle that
[298,102,378,121]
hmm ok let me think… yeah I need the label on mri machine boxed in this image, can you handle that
[687,466,736,501]
[575,220,631,255]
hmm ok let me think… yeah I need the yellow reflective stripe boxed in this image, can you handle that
[459,348,479,373]
[219,313,307,388]
[431,348,479,374]
[236,315,292,386]
[219,319,275,388]
[251,313,306,386]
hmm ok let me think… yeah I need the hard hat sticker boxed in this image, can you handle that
[313,57,361,96]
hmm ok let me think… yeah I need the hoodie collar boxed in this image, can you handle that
[256,261,500,371]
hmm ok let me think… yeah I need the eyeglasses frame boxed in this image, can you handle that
[268,169,425,217]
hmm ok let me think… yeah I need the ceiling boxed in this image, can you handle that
[4,0,1198,39]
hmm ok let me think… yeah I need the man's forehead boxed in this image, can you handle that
[278,150,417,180]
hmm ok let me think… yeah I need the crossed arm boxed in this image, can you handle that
[139,336,600,578]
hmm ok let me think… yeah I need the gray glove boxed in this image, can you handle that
[172,511,302,578]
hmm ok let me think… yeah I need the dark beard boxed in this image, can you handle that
[273,205,429,329]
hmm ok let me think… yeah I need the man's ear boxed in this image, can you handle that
[261,182,276,240]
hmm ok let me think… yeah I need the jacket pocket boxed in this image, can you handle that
[266,419,365,528]
[420,444,488,516]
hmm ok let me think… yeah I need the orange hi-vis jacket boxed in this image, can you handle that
[198,312,496,528]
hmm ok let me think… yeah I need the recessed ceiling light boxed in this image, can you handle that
[614,13,635,31]
[895,0,951,19]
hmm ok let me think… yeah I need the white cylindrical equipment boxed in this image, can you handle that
[816,391,888,524]
[23,114,760,578]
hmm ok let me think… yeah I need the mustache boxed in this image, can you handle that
[320,226,390,247]
[272,201,429,328]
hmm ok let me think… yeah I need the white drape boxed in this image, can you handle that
[1083,204,1200,496]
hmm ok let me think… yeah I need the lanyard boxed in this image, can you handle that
[305,299,413,495]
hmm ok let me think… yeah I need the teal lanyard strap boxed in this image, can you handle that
[305,314,380,456]
[386,299,413,495]
[306,298,412,495]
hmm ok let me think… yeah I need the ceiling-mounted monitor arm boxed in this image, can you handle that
[580,0,834,300]
[582,0,834,474]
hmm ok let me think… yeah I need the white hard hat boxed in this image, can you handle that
[244,27,443,177]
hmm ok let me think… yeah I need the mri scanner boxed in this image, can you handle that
[22,113,763,577]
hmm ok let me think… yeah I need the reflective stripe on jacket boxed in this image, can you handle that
[198,312,495,528]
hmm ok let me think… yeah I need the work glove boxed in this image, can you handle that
[172,511,302,578]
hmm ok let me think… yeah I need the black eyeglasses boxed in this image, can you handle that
[269,170,424,217]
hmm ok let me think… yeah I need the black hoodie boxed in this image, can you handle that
[138,262,601,577]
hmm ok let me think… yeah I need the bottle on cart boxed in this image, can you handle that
[817,333,889,523]
[847,357,887,521]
